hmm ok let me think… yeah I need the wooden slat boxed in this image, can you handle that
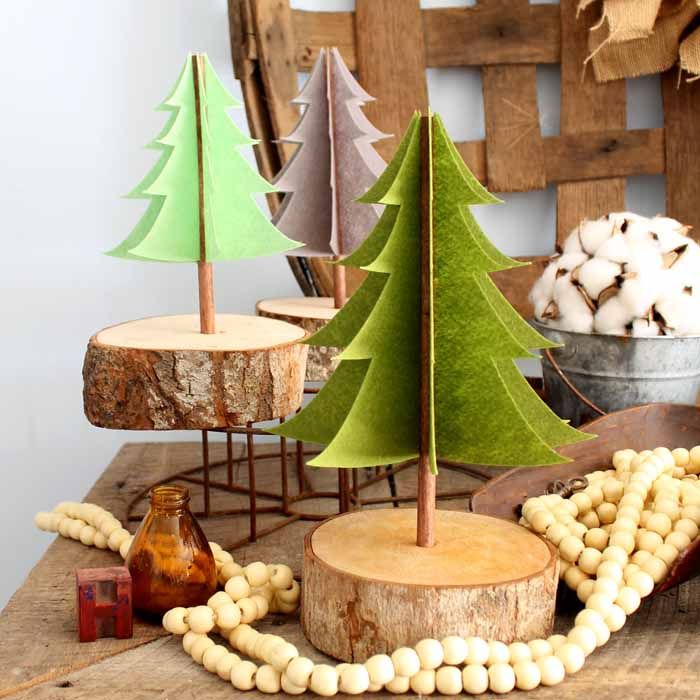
[480,0,545,193]
[662,72,700,238]
[355,0,429,162]
[290,4,561,72]
[291,11,355,72]
[555,0,626,244]
[250,0,300,164]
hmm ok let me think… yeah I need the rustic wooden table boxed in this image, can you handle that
[2,442,699,699]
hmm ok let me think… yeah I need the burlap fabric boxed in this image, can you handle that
[580,0,700,82]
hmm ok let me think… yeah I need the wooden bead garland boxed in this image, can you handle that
[35,442,700,696]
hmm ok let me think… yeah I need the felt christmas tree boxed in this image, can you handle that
[272,111,592,546]
[108,54,301,333]
[272,47,388,307]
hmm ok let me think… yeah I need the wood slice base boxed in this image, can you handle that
[256,297,339,381]
[302,508,558,662]
[83,314,308,430]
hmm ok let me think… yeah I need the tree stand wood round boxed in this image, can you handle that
[83,314,308,430]
[302,508,558,662]
[256,297,339,381]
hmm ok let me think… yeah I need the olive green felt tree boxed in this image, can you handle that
[271,112,592,545]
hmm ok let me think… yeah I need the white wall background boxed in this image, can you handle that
[0,0,665,607]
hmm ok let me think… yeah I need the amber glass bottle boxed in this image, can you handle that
[125,485,217,616]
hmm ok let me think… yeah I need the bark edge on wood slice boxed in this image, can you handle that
[256,297,340,381]
[83,314,308,430]
[302,508,558,662]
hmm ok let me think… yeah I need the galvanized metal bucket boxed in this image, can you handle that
[533,320,700,426]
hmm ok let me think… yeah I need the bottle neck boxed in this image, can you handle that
[149,485,190,515]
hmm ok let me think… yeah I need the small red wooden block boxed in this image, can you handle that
[75,566,133,643]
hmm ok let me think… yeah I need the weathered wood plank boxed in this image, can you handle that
[480,0,545,193]
[662,72,700,237]
[555,0,626,244]
[355,0,429,162]
[290,4,561,71]
[249,0,299,164]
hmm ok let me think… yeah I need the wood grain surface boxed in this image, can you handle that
[3,440,700,698]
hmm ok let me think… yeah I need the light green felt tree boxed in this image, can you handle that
[271,111,592,544]
[108,54,300,331]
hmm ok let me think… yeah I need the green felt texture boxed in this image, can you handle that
[431,112,592,465]
[107,55,299,263]
[273,115,423,467]
[271,111,591,470]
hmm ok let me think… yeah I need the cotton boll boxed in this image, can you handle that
[576,258,621,301]
[655,293,700,335]
[595,233,629,263]
[557,252,589,273]
[563,227,583,254]
[624,241,663,276]
[594,297,635,335]
[553,273,594,333]
[666,243,700,289]
[623,218,657,250]
[653,228,690,254]
[530,261,559,320]
[631,319,661,337]
[579,219,615,255]
[608,211,643,229]
[618,273,662,318]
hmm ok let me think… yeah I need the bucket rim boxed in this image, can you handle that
[531,319,700,342]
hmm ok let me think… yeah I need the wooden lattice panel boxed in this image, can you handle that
[228,0,700,317]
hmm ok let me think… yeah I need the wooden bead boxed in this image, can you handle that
[617,506,641,524]
[681,505,700,524]
[584,528,609,551]
[216,653,241,681]
[364,654,395,686]
[229,623,253,649]
[207,591,233,611]
[672,447,690,467]
[270,564,294,590]
[547,635,568,652]
[309,665,338,697]
[654,500,680,522]
[190,636,215,664]
[230,660,258,691]
[641,555,669,582]
[569,522,588,540]
[593,576,619,600]
[182,630,201,654]
[215,602,241,630]
[508,642,532,664]
[623,563,641,582]
[574,610,609,646]
[597,502,617,525]
[464,637,490,666]
[93,532,108,549]
[585,592,614,618]
[577,579,595,603]
[488,663,516,694]
[285,657,314,688]
[339,664,370,695]
[250,594,270,619]
[568,625,597,656]
[527,639,553,660]
[436,666,463,695]
[564,565,589,590]
[255,664,282,693]
[276,580,301,605]
[107,528,130,552]
[628,570,655,597]
[513,661,541,690]
[225,576,251,602]
[609,531,635,554]
[556,643,585,674]
[415,638,444,669]
[385,675,410,694]
[605,604,627,632]
[391,647,420,677]
[559,535,585,563]
[244,561,269,588]
[119,536,133,560]
[616,586,642,614]
[441,636,468,666]
[597,560,623,583]
[79,525,97,546]
[268,642,298,672]
[631,549,652,566]
[187,606,215,635]
[544,522,570,546]
[637,530,663,553]
[68,519,87,540]
[584,485,605,507]
[578,547,603,575]
[281,672,308,695]
[674,517,699,540]
[409,669,435,695]
[462,665,489,694]
[602,479,624,504]
[237,598,259,624]
[162,607,189,635]
[202,644,228,673]
[484,640,509,666]
[647,512,673,537]
[611,516,638,535]
[530,509,555,533]
[537,656,566,686]
[619,493,644,511]
[220,560,244,583]
[100,518,121,538]
[665,530,691,552]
